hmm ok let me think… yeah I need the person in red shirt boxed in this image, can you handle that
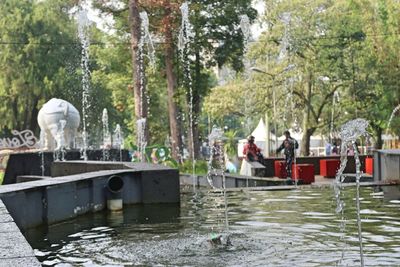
[243,135,261,162]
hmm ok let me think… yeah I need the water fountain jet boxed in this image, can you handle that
[335,118,369,266]
[102,108,111,161]
[178,2,196,189]
[136,11,155,162]
[77,8,92,161]
[383,104,400,149]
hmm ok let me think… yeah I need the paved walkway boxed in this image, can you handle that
[0,200,40,266]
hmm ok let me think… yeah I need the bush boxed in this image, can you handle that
[179,160,208,175]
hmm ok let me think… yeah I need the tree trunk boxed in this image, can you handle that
[22,99,29,130]
[300,72,313,156]
[374,126,383,149]
[129,0,149,152]
[301,128,315,156]
[12,98,20,130]
[29,97,39,134]
[164,3,183,162]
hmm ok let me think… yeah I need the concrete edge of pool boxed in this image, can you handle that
[0,165,180,230]
[0,161,180,266]
[0,199,41,266]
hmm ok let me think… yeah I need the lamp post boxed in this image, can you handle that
[250,64,295,156]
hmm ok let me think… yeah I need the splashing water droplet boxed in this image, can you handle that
[139,11,155,67]
[76,8,92,161]
[114,124,124,162]
[178,2,196,188]
[240,15,251,49]
[334,118,368,266]
[102,108,111,161]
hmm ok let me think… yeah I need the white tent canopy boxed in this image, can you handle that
[237,118,277,157]
[250,118,277,141]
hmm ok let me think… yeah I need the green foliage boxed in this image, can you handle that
[187,0,257,72]
[224,130,238,158]
[179,159,208,175]
[205,0,400,152]
[2,0,399,155]
[0,0,80,132]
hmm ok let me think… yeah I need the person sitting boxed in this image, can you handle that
[240,135,266,176]
[243,135,264,163]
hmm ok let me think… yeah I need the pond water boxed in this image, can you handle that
[26,186,400,266]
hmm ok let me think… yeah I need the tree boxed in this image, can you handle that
[205,0,400,155]
[93,0,150,157]
[94,0,184,161]
[185,0,257,158]
[356,0,400,148]
[0,0,80,133]
[141,0,184,161]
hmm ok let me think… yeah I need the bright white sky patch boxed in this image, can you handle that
[251,0,266,40]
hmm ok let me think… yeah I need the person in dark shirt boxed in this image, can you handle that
[276,130,299,179]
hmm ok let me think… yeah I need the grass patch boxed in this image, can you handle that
[179,160,208,175]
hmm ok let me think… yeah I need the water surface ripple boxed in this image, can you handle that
[26,186,400,266]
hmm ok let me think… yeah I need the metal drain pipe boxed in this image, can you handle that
[106,175,124,211]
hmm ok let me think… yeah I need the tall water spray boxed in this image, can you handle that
[178,2,196,185]
[77,9,92,161]
[240,14,251,52]
[136,118,146,162]
[114,124,124,162]
[139,11,155,68]
[383,104,400,149]
[278,12,291,61]
[334,118,368,267]
[136,11,155,162]
[102,108,111,161]
[239,14,254,134]
[39,130,45,176]
[206,126,225,189]
[330,90,340,141]
[206,126,229,232]
[283,76,297,125]
[54,120,67,161]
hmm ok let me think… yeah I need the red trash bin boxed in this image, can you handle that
[274,160,287,178]
[320,159,340,178]
[292,164,315,184]
[365,157,373,175]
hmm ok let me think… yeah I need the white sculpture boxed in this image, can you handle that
[37,98,80,150]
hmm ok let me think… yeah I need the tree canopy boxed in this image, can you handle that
[0,0,399,157]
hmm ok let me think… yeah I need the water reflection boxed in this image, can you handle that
[25,187,400,266]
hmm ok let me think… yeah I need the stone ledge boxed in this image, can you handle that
[0,169,132,195]
[0,200,40,266]
[0,256,41,266]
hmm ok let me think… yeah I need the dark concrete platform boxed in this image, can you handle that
[342,173,374,183]
[0,162,180,230]
[3,149,131,184]
[180,173,287,188]
[0,199,40,266]
[374,149,400,182]
[181,171,389,191]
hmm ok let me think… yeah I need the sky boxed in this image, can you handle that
[251,0,266,39]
